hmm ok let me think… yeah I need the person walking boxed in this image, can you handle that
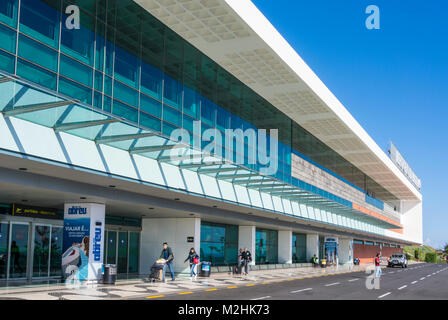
[184,248,200,280]
[241,248,252,276]
[312,254,319,268]
[237,249,243,275]
[374,253,382,278]
[160,242,175,282]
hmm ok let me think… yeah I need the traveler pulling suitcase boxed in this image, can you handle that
[149,259,166,282]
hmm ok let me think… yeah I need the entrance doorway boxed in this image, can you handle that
[104,229,140,275]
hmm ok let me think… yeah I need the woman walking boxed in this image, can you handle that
[184,248,200,280]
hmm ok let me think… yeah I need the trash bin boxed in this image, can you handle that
[200,262,211,277]
[321,259,327,268]
[103,264,117,284]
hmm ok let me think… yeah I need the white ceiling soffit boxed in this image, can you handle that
[134,0,421,201]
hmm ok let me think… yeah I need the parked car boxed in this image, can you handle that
[387,253,408,268]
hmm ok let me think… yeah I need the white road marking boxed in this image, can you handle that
[411,281,418,284]
[398,285,407,290]
[378,292,391,299]
[420,277,425,280]
[325,282,340,287]
[348,279,359,282]
[390,272,395,274]
[251,296,271,300]
[290,288,312,293]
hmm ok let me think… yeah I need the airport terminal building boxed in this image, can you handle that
[0,0,422,282]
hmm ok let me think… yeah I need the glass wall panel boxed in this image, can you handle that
[20,0,60,48]
[0,223,9,279]
[59,54,92,86]
[140,93,161,118]
[17,58,57,90]
[49,226,63,276]
[33,225,50,277]
[255,229,278,265]
[9,224,29,278]
[0,49,15,73]
[200,222,238,266]
[292,233,307,263]
[0,0,18,28]
[18,34,58,71]
[58,76,92,104]
[106,230,116,265]
[0,23,16,53]
[128,232,139,274]
[117,231,128,274]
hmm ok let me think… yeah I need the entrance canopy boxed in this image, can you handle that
[0,74,401,230]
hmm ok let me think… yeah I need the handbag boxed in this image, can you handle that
[193,257,199,264]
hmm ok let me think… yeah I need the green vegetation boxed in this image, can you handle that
[403,244,447,264]
[425,252,437,263]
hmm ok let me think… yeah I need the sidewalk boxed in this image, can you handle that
[0,263,374,300]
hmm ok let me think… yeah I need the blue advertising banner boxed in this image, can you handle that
[62,203,105,281]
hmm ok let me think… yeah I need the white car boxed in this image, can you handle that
[388,253,408,268]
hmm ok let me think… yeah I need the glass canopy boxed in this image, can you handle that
[0,74,400,230]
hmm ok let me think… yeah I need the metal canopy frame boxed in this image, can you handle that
[0,73,401,230]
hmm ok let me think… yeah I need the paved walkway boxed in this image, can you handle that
[0,261,421,300]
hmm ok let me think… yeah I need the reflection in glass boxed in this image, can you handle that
[128,232,139,274]
[33,225,50,277]
[256,229,278,265]
[0,223,9,278]
[200,222,238,266]
[50,227,63,276]
[117,232,128,274]
[9,224,29,278]
[106,231,117,265]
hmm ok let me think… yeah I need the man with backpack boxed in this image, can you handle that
[160,242,175,282]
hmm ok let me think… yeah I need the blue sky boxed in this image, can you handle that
[253,0,448,249]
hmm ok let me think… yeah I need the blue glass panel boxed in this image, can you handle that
[59,54,92,87]
[183,114,194,133]
[18,34,58,71]
[58,76,92,104]
[163,75,182,109]
[93,91,102,109]
[162,122,178,138]
[104,40,114,76]
[61,5,94,65]
[113,81,138,108]
[216,107,230,131]
[20,0,59,48]
[201,97,216,127]
[139,111,161,132]
[104,76,112,96]
[163,105,182,127]
[141,61,162,100]
[183,85,199,118]
[114,46,139,88]
[94,71,103,91]
[0,0,18,28]
[0,24,16,53]
[140,94,161,118]
[112,100,138,123]
[95,24,105,70]
[16,58,56,90]
[0,50,15,73]
[103,95,111,113]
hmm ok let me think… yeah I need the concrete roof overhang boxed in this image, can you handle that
[134,0,422,202]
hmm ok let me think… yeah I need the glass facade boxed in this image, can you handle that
[292,233,307,263]
[0,0,396,205]
[104,229,140,274]
[0,223,8,278]
[200,222,238,266]
[255,228,278,264]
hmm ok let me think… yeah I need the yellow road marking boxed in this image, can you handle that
[262,282,270,285]
[227,286,238,289]
[205,288,218,292]
[146,295,165,299]
[179,292,194,295]
[246,284,256,287]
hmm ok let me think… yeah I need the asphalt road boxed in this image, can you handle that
[134,263,448,300]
